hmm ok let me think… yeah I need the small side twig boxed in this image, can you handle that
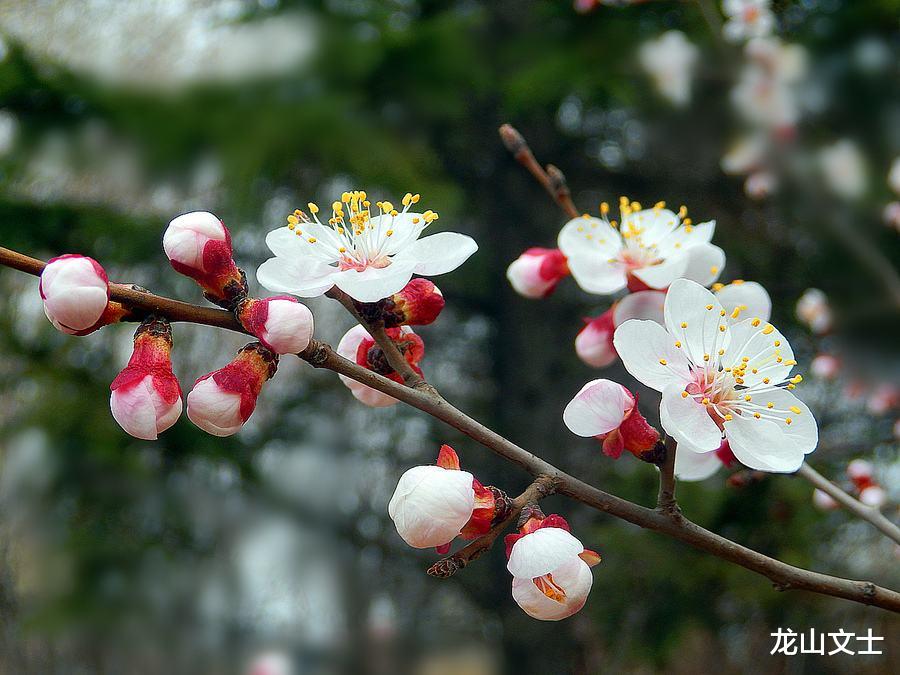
[499,124,579,219]
[796,463,900,546]
[427,474,560,578]
[325,287,429,390]
[656,435,679,516]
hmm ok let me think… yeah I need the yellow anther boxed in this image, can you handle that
[680,322,688,328]
[766,402,774,409]
[341,191,351,203]
[386,229,394,236]
[681,391,689,399]
[724,414,733,421]
[790,375,803,384]
[308,202,319,214]
[787,383,796,390]
[732,279,744,285]
[761,324,774,335]
[712,282,724,292]
[718,349,725,355]
[683,218,693,226]
[701,397,710,405]
[744,395,752,402]
[719,325,726,332]
[751,318,761,327]
[678,205,687,218]
[659,358,667,365]
[789,406,802,414]
[709,265,718,274]
[731,307,742,319]
[785,418,793,425]
[774,340,781,347]
[631,201,642,211]
[674,341,682,348]
[763,378,770,384]
[654,201,665,209]
[287,214,299,225]
[703,354,710,362]
[600,202,609,215]
[338,247,346,253]
[754,413,761,419]
[705,304,713,310]
[308,237,317,243]
[720,309,727,317]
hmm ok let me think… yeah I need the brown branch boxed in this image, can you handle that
[499,124,580,219]
[796,463,900,546]
[427,474,560,578]
[324,287,430,390]
[3,245,900,612]
[657,435,679,515]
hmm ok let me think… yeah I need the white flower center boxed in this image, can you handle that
[284,190,439,271]
[667,310,804,428]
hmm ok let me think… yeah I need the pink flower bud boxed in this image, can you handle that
[866,383,899,416]
[237,296,314,355]
[812,488,839,511]
[40,254,127,335]
[381,278,445,327]
[795,288,832,335]
[859,485,887,508]
[388,445,478,549]
[575,310,616,368]
[187,343,278,436]
[335,324,425,407]
[506,248,569,299]
[810,353,840,379]
[504,511,600,622]
[163,211,245,305]
[110,318,182,440]
[564,379,661,462]
[846,459,874,483]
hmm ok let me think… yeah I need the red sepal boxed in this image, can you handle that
[435,444,461,470]
[459,478,496,540]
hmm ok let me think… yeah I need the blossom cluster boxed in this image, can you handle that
[507,196,820,481]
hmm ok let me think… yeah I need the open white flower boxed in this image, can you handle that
[613,279,818,473]
[639,31,699,108]
[722,0,775,43]
[558,199,725,295]
[257,191,477,303]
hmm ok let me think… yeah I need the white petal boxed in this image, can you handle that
[401,232,478,276]
[566,254,628,294]
[664,278,730,367]
[511,557,593,621]
[186,379,244,437]
[674,447,722,481]
[376,212,429,256]
[256,257,335,297]
[715,281,771,323]
[625,209,680,247]
[654,220,715,257]
[110,376,160,440]
[722,317,793,388]
[613,290,666,326]
[724,414,806,473]
[660,384,723,452]
[558,217,622,260]
[262,299,314,354]
[613,320,692,392]
[507,527,585,578]
[265,227,307,258]
[563,379,631,437]
[738,388,817,455]
[680,243,726,286]
[332,261,416,303]
[388,465,475,548]
[630,253,689,289]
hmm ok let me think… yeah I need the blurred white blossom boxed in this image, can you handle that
[639,31,698,108]
[722,0,775,43]
[819,139,868,200]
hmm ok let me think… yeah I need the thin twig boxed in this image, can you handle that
[499,124,580,219]
[324,286,429,390]
[427,474,559,578]
[796,463,900,546]
[657,435,679,516]
[3,246,899,612]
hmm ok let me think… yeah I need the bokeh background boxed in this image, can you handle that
[0,1,898,673]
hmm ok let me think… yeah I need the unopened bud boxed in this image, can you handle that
[40,254,129,335]
[163,211,246,308]
[506,248,569,299]
[186,342,278,437]
[237,296,314,355]
[380,278,445,327]
[110,317,182,440]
